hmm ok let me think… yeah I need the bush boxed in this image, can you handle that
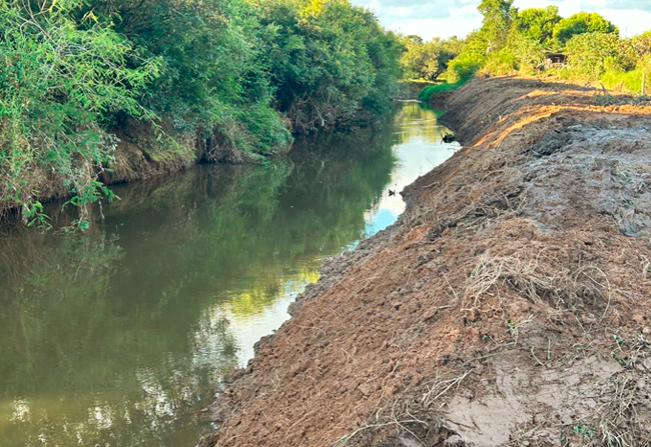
[564,32,631,80]
[445,57,482,83]
[0,1,158,226]
[255,0,402,133]
[87,0,292,155]
[484,49,519,75]
[417,82,465,102]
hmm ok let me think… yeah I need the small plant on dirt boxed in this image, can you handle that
[573,424,595,439]
[642,256,651,278]
[612,333,627,346]
[505,315,534,343]
[593,93,618,106]
[612,353,629,369]
[506,318,516,336]
[610,333,651,370]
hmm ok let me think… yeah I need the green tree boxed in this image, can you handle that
[442,0,516,81]
[0,0,404,227]
[507,30,546,71]
[443,31,486,82]
[553,12,618,47]
[85,0,292,156]
[516,6,561,48]
[478,0,516,54]
[400,36,459,80]
[483,7,560,74]
[254,0,402,133]
[564,32,628,80]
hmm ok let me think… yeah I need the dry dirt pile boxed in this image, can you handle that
[199,77,651,447]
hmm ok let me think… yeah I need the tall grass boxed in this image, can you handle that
[417,81,465,101]
[601,69,647,95]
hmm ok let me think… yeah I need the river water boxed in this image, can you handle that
[0,103,456,446]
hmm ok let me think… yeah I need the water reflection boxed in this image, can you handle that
[0,102,455,446]
[365,102,459,235]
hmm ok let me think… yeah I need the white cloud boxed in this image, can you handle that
[386,6,483,40]
[351,0,651,40]
[599,8,651,37]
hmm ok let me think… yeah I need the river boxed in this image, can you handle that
[0,102,456,446]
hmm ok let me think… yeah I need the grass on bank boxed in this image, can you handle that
[417,81,466,102]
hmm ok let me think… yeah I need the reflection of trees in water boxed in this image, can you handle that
[0,122,397,446]
[0,233,237,446]
[392,102,449,146]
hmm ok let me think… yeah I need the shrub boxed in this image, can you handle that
[0,1,159,226]
[418,82,465,101]
[484,48,518,75]
[445,57,482,83]
[87,0,292,155]
[564,32,630,80]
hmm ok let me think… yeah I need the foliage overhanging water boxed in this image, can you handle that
[0,103,457,446]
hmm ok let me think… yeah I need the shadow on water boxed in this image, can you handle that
[0,102,455,446]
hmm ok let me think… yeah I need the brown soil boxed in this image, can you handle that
[0,118,270,219]
[198,77,651,447]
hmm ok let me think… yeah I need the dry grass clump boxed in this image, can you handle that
[581,336,651,446]
[330,369,474,447]
[463,253,610,316]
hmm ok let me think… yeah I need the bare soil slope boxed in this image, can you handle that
[200,77,651,447]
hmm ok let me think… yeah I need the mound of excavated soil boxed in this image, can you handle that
[199,77,651,447]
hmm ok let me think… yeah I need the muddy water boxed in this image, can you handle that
[0,103,456,446]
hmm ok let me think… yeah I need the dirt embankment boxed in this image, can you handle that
[100,118,269,184]
[2,119,275,218]
[199,77,651,447]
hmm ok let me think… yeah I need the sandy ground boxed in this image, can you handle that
[199,77,651,447]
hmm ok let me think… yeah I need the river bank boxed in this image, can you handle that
[199,77,651,446]
[0,118,280,222]
[0,103,456,446]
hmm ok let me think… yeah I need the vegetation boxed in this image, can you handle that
[553,12,618,46]
[255,0,403,133]
[406,0,651,102]
[563,32,631,80]
[0,0,158,228]
[0,0,401,227]
[515,6,560,48]
[400,35,463,81]
[0,117,398,445]
[6,0,650,228]
[417,81,464,102]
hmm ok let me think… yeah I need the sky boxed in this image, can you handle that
[349,0,651,41]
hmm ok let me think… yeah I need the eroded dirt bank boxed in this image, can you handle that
[2,119,275,219]
[199,77,651,447]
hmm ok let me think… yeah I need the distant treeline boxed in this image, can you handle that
[0,0,402,227]
[402,1,651,94]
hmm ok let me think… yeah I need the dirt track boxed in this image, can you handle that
[199,77,651,447]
